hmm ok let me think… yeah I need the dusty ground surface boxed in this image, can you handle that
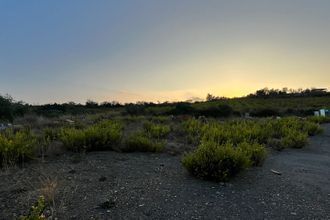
[1,125,330,220]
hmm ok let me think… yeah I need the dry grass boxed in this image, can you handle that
[40,176,58,205]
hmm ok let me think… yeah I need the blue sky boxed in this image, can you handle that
[1,0,330,104]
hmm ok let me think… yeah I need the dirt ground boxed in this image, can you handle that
[1,125,329,220]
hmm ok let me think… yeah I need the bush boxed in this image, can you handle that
[59,121,122,152]
[238,142,267,166]
[124,132,164,152]
[143,122,171,139]
[43,127,61,141]
[307,116,330,124]
[281,130,308,148]
[302,121,323,136]
[182,118,205,144]
[85,121,122,150]
[182,141,250,182]
[0,129,37,166]
[0,95,14,122]
[59,128,86,152]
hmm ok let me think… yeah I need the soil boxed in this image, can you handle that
[1,124,330,220]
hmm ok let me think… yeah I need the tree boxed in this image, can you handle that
[85,100,98,108]
[0,95,14,122]
[206,93,216,101]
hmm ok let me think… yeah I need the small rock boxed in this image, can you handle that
[68,169,76,174]
[290,212,297,216]
[99,176,107,182]
[99,200,116,209]
[271,169,282,175]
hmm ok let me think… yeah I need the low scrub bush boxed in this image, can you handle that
[43,127,61,141]
[84,121,122,150]
[59,121,122,152]
[0,129,37,166]
[302,121,323,136]
[281,130,308,148]
[182,118,205,144]
[124,132,164,152]
[238,142,267,166]
[307,116,330,124]
[59,128,86,152]
[143,122,171,139]
[182,141,250,182]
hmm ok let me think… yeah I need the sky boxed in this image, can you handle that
[1,0,330,104]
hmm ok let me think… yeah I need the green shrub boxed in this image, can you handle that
[59,128,86,152]
[302,121,323,136]
[143,122,171,139]
[59,121,122,152]
[0,129,37,166]
[182,118,205,144]
[238,142,267,166]
[182,141,250,182]
[281,130,308,148]
[43,127,61,141]
[84,121,122,150]
[307,116,330,124]
[124,132,164,152]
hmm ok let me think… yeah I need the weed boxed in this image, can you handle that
[20,196,46,220]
